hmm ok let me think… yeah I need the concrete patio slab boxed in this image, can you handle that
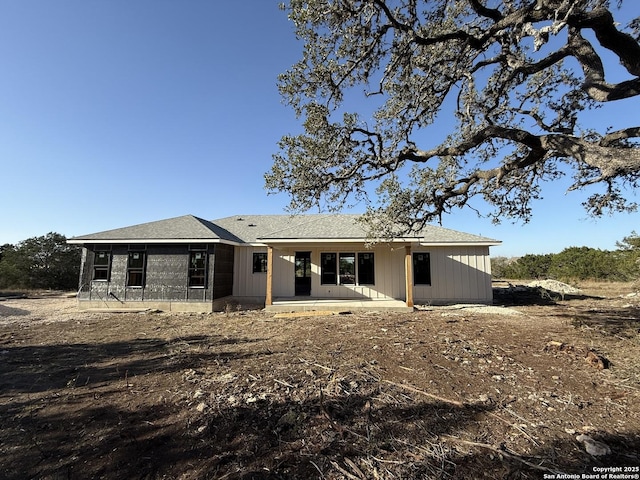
[265,298,413,313]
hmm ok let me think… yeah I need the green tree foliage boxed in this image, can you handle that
[549,246,616,280]
[615,230,640,279]
[0,233,80,290]
[267,0,640,234]
[490,256,516,279]
[493,233,640,281]
[510,253,554,279]
[0,244,30,288]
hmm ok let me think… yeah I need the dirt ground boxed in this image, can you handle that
[0,282,639,480]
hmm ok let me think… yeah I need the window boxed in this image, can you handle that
[93,251,111,281]
[321,253,337,284]
[357,252,375,285]
[188,251,207,287]
[127,251,146,287]
[253,252,268,273]
[413,252,431,285]
[339,253,355,284]
[321,251,375,285]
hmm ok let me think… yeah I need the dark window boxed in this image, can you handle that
[413,252,431,285]
[127,251,146,287]
[188,251,207,287]
[93,251,111,281]
[321,253,337,284]
[339,253,355,285]
[253,252,268,273]
[357,252,375,285]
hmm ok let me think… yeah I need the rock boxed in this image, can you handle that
[528,280,582,295]
[193,389,205,399]
[576,434,611,456]
[195,402,207,412]
[585,350,608,370]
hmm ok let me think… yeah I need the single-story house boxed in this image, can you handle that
[68,214,501,312]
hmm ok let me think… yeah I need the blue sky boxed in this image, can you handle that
[0,1,638,257]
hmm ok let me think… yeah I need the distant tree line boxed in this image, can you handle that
[0,233,80,291]
[492,232,640,282]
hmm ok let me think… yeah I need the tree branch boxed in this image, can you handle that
[568,7,640,76]
[468,0,503,22]
[569,27,640,101]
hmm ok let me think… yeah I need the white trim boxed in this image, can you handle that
[419,241,501,247]
[67,238,242,246]
[68,238,500,247]
[258,237,423,244]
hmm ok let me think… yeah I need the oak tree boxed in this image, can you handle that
[0,233,80,290]
[266,0,640,234]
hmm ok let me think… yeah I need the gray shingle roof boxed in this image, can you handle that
[70,215,242,243]
[212,214,372,242]
[69,213,500,245]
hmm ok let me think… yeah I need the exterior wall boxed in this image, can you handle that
[234,243,398,300]
[77,241,494,310]
[232,246,268,300]
[213,243,234,299]
[410,245,493,304]
[78,244,234,310]
[233,243,493,304]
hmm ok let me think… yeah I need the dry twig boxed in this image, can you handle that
[383,380,466,408]
[442,436,563,475]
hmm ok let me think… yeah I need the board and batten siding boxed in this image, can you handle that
[233,246,269,299]
[233,244,398,300]
[233,246,299,299]
[233,243,492,303]
[410,245,492,304]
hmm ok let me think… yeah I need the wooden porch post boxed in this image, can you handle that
[405,245,414,308]
[265,246,273,306]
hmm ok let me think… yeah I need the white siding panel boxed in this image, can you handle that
[234,243,494,303]
[412,245,493,304]
[273,248,295,297]
[233,246,267,297]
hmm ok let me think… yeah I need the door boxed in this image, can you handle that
[294,252,312,296]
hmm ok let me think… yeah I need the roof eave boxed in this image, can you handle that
[67,238,242,246]
[418,241,502,247]
[257,237,425,244]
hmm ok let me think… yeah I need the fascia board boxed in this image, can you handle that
[67,239,243,246]
[258,238,423,244]
[418,241,502,247]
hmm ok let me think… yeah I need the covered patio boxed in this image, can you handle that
[265,297,413,313]
[264,245,416,314]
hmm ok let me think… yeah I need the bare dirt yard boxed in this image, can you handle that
[1,282,639,479]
